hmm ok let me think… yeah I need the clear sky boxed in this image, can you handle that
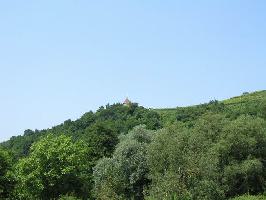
[0,0,266,142]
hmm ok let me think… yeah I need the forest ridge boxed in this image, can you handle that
[0,90,266,200]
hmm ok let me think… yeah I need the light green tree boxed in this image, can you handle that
[13,134,92,200]
[93,125,153,200]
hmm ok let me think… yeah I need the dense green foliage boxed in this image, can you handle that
[145,115,266,199]
[231,195,266,200]
[0,148,14,198]
[1,91,266,199]
[1,103,161,158]
[13,135,92,199]
[94,125,153,199]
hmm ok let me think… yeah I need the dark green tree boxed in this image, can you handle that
[0,148,14,199]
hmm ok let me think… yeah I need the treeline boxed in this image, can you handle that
[2,103,161,158]
[1,91,266,199]
[0,102,161,199]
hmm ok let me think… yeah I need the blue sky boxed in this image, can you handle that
[0,0,266,141]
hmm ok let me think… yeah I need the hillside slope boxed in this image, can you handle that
[156,90,266,126]
[1,90,266,199]
[1,103,161,158]
[2,90,266,158]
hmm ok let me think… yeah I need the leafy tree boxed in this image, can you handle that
[83,120,119,159]
[94,125,153,200]
[146,127,194,199]
[13,135,92,199]
[210,115,266,197]
[0,148,14,199]
[146,114,266,200]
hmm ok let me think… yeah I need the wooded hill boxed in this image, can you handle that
[0,91,266,200]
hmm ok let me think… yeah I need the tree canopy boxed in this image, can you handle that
[1,91,266,199]
[13,135,92,199]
